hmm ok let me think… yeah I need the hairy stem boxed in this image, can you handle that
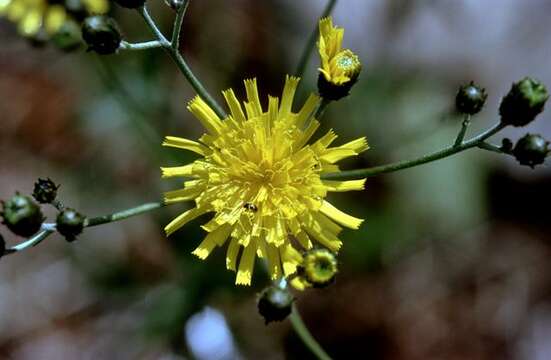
[290,304,332,360]
[294,0,338,78]
[322,122,506,180]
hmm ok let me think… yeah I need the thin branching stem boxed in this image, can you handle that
[137,5,227,118]
[294,0,338,78]
[322,122,507,180]
[4,201,167,256]
[290,304,333,360]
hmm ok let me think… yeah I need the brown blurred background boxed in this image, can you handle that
[1,0,551,359]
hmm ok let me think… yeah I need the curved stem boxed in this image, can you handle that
[294,0,338,78]
[4,229,55,255]
[137,5,226,119]
[322,122,506,180]
[290,304,332,360]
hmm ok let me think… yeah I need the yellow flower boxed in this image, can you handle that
[162,76,368,286]
[0,0,108,37]
[318,17,361,86]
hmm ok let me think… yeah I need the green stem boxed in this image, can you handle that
[85,201,166,227]
[137,5,227,119]
[290,304,332,360]
[322,122,506,180]
[477,141,506,154]
[120,40,164,51]
[294,0,338,78]
[171,0,190,50]
[454,114,471,147]
[4,229,55,255]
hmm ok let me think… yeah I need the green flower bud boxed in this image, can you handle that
[32,178,60,204]
[300,248,338,288]
[499,77,549,127]
[455,81,487,115]
[257,285,294,324]
[82,16,122,55]
[56,208,85,242]
[1,193,44,237]
[0,233,5,259]
[113,0,146,9]
[512,133,549,168]
[51,21,83,52]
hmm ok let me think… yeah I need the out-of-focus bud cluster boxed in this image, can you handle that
[0,0,109,50]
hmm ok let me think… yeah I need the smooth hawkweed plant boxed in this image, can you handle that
[3,2,551,359]
[162,76,368,286]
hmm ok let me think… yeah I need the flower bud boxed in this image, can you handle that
[82,16,121,55]
[1,193,44,237]
[317,50,362,101]
[32,178,60,204]
[300,248,338,288]
[512,133,549,168]
[455,81,487,115]
[56,208,85,242]
[0,233,5,259]
[501,138,514,153]
[113,0,146,9]
[499,77,549,127]
[51,21,83,52]
[257,285,294,324]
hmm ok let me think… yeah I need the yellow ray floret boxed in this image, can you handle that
[162,75,368,286]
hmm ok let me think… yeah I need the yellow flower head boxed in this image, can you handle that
[0,0,108,37]
[162,76,368,286]
[318,17,361,86]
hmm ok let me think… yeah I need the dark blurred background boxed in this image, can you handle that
[2,0,551,359]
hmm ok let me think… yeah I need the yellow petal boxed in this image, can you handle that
[319,200,363,229]
[244,78,262,117]
[160,164,194,178]
[323,179,366,192]
[226,237,240,271]
[164,207,207,236]
[187,96,223,135]
[192,224,232,259]
[162,136,209,156]
[236,242,257,285]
